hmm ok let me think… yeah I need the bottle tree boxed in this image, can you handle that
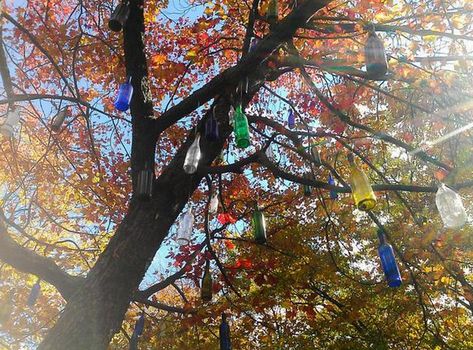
[0,0,473,349]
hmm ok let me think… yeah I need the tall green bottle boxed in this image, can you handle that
[201,260,213,302]
[233,105,250,148]
[252,203,267,244]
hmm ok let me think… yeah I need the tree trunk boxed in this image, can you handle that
[38,106,233,348]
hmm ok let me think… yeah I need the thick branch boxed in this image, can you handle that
[154,0,333,135]
[0,219,82,300]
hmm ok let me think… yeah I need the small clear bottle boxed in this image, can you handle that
[183,133,201,174]
[176,210,194,246]
[435,183,467,229]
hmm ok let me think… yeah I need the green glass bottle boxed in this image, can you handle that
[252,203,267,244]
[233,105,250,148]
[201,260,212,302]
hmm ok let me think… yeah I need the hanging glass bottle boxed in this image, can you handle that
[328,174,338,200]
[205,110,219,142]
[364,30,388,78]
[228,106,235,128]
[27,279,41,307]
[183,133,201,174]
[233,105,250,148]
[377,229,402,288]
[114,77,133,112]
[287,109,295,129]
[265,144,274,160]
[219,313,232,350]
[133,312,145,337]
[209,192,219,215]
[267,0,278,23]
[302,173,312,197]
[129,312,144,350]
[51,107,67,133]
[252,203,267,244]
[435,183,467,229]
[177,209,194,246]
[310,144,321,165]
[108,2,130,32]
[201,259,213,302]
[249,37,259,52]
[0,107,20,137]
[136,168,153,200]
[348,154,376,211]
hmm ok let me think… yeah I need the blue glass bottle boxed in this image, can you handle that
[287,109,295,129]
[377,229,402,288]
[114,77,133,111]
[219,313,231,350]
[133,312,145,337]
[27,279,41,307]
[205,113,219,141]
[249,37,259,52]
[328,175,338,200]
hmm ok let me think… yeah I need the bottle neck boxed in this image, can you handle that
[377,229,386,245]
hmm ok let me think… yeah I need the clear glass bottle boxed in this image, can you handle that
[0,108,20,137]
[228,106,235,128]
[377,230,402,288]
[265,144,274,160]
[183,133,201,174]
[51,108,67,133]
[435,183,467,229]
[209,192,219,215]
[177,210,194,246]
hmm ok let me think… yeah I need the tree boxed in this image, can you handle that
[1,0,473,348]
